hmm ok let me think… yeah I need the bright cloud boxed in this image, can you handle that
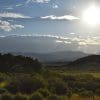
[16,4,23,7]
[0,12,31,19]
[26,0,50,3]
[0,33,99,46]
[0,12,31,31]
[0,20,24,32]
[52,5,58,9]
[45,35,100,46]
[8,34,100,46]
[56,40,63,43]
[5,7,14,10]
[41,15,79,21]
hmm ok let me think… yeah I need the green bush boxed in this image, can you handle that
[29,92,44,100]
[0,94,13,100]
[14,93,27,100]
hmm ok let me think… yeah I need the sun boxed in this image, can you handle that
[82,4,100,27]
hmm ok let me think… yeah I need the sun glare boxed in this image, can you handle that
[82,4,100,27]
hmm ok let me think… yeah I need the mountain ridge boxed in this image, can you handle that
[9,51,88,62]
[68,55,100,70]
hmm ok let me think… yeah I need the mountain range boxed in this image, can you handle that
[11,51,88,62]
[1,52,100,71]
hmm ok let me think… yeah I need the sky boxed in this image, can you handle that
[0,0,100,53]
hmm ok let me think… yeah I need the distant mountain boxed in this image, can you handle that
[68,55,100,71]
[11,51,87,62]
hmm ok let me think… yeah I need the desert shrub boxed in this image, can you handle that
[79,90,93,97]
[47,95,62,100]
[6,75,45,94]
[63,75,76,82]
[14,93,27,100]
[0,88,7,94]
[29,92,44,100]
[38,88,50,97]
[18,76,45,94]
[48,79,67,95]
[95,89,100,96]
[5,81,18,94]
[66,89,72,99]
[0,93,13,100]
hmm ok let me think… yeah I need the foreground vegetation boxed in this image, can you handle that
[0,54,99,100]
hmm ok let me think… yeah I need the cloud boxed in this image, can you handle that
[62,36,100,46]
[0,20,24,32]
[11,24,24,29]
[0,12,28,31]
[39,34,100,46]
[41,15,79,21]
[16,4,23,7]
[52,5,58,9]
[56,40,71,44]
[5,7,14,10]
[0,33,99,46]
[0,33,100,48]
[0,34,99,53]
[77,37,100,46]
[0,12,31,19]
[70,33,76,35]
[26,0,50,4]
[3,3,24,10]
[56,40,63,43]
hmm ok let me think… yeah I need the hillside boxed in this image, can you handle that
[68,55,100,71]
[0,53,99,100]
[0,53,42,73]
